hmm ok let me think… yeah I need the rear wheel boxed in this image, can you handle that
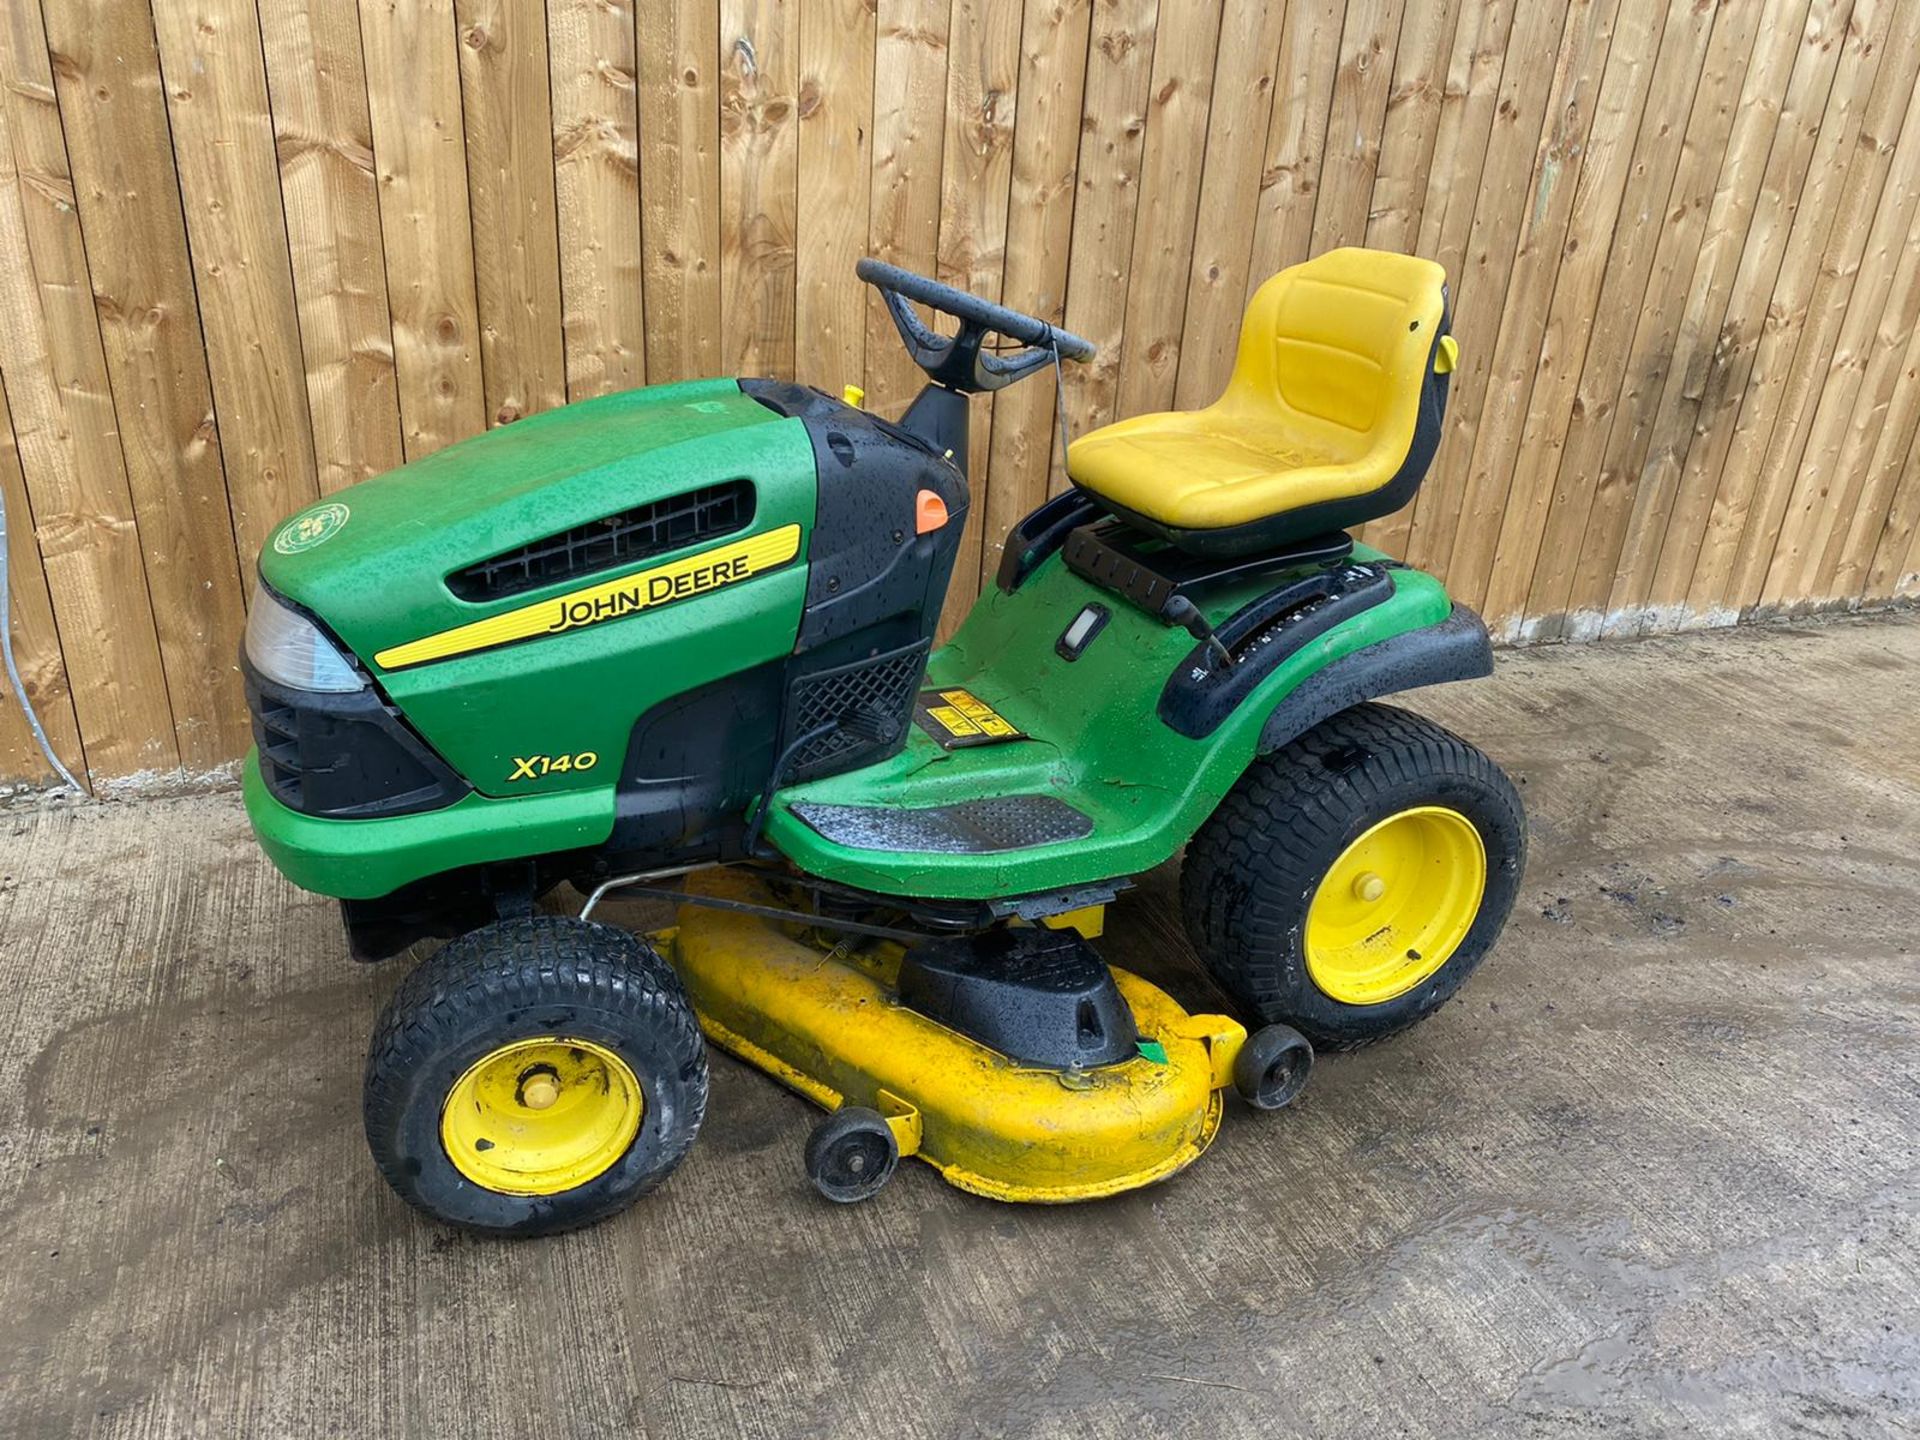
[364,916,708,1235]
[1181,702,1524,1049]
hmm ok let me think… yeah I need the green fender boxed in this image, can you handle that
[1255,602,1492,755]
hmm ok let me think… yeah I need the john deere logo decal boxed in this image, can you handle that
[373,523,803,672]
[274,502,350,555]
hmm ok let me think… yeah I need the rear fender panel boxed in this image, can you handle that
[1256,602,1494,755]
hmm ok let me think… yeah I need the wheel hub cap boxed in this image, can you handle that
[441,1038,644,1195]
[1305,806,1487,1006]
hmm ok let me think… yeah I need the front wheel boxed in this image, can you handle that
[363,916,708,1236]
[1181,702,1525,1049]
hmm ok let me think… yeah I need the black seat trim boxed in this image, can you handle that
[1062,517,1353,620]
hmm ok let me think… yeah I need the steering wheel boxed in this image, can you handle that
[857,258,1095,394]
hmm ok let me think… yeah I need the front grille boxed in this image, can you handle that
[245,667,470,819]
[447,480,755,602]
[252,689,309,809]
[783,640,930,783]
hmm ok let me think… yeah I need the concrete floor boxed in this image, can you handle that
[2,612,1917,1439]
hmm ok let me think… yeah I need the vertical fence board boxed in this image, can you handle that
[1651,0,1889,622]
[863,0,951,416]
[720,0,799,379]
[1411,0,1512,278]
[638,0,723,382]
[1610,0,1872,630]
[549,0,648,399]
[1483,0,1712,629]
[1112,0,1221,420]
[1054,0,1158,488]
[360,0,487,459]
[1523,0,1764,634]
[455,0,568,426]
[794,0,877,394]
[1763,32,1920,608]
[259,0,406,494]
[1834,249,1920,599]
[1870,420,1920,594]
[44,0,251,767]
[1247,0,1344,285]
[1809,224,1920,603]
[1404,0,1570,574]
[151,0,319,573]
[1669,0,1892,623]
[0,371,82,783]
[979,0,1093,577]
[1556,0,1809,635]
[1446,0,1620,612]
[934,0,1022,631]
[1900,458,1920,593]
[1364,0,1512,560]
[1172,0,1288,411]
[0,6,176,777]
[1362,0,1459,258]
[1311,0,1407,253]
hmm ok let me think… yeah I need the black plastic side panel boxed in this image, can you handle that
[740,379,968,649]
[1159,561,1394,739]
[1255,604,1494,755]
[743,379,970,787]
[607,660,786,861]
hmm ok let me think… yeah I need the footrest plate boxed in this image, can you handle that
[788,795,1094,854]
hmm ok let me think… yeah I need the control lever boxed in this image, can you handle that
[1161,596,1234,670]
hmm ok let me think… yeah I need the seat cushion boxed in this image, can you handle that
[1067,248,1449,539]
[1065,410,1386,533]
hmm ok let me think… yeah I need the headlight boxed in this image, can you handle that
[245,582,365,692]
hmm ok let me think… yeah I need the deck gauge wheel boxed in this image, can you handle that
[1234,1024,1314,1110]
[805,1106,900,1203]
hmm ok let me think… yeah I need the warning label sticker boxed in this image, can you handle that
[913,687,1026,749]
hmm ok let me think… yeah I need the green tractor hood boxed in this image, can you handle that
[257,378,800,668]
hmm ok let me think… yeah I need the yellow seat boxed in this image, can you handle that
[1067,248,1454,553]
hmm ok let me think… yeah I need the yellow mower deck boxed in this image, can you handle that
[661,868,1250,1202]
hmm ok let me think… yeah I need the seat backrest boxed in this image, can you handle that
[1218,248,1448,458]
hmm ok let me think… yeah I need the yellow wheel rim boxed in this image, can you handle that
[1305,805,1487,1006]
[440,1038,644,1196]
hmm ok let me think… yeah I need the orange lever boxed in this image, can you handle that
[915,489,949,535]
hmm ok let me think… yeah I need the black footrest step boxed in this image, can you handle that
[788,795,1093,855]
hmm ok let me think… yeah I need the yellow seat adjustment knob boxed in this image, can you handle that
[842,384,866,408]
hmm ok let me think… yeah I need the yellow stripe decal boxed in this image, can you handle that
[374,523,803,671]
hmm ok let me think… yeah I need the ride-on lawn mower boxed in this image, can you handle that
[242,247,1525,1234]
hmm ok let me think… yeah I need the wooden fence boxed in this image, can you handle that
[1,0,1917,789]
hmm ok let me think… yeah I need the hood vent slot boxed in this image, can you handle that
[447,479,756,602]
